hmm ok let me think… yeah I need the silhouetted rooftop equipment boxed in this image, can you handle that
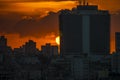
[78,0,88,6]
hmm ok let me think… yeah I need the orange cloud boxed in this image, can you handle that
[0,1,76,14]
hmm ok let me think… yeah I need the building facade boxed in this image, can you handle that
[59,4,110,56]
[111,52,120,74]
[41,43,58,57]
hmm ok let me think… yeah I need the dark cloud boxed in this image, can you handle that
[0,3,10,8]
[0,13,21,33]
[0,11,59,38]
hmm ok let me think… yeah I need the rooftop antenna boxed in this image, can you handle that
[83,0,86,5]
[79,1,82,5]
[78,0,88,6]
[78,0,82,5]
[87,0,89,5]
[83,0,88,5]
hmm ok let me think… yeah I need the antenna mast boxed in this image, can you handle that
[78,0,82,5]
[83,0,86,5]
[78,0,88,5]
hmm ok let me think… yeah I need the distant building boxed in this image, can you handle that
[112,32,120,73]
[0,64,15,80]
[115,32,120,52]
[21,40,37,54]
[0,35,15,79]
[0,36,12,54]
[41,43,58,57]
[47,53,89,80]
[71,54,89,80]
[89,57,110,80]
[59,3,110,56]
[47,58,72,80]
[14,47,24,54]
[0,36,7,47]
[111,52,120,74]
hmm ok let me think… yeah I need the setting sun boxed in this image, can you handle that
[56,36,60,45]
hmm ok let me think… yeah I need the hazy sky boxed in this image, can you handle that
[0,0,120,52]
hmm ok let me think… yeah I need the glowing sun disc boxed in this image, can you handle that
[56,36,60,45]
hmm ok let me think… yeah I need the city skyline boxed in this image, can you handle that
[0,1,120,80]
[0,0,120,52]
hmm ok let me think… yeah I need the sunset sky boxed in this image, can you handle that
[0,0,120,52]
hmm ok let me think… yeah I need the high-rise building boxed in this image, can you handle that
[59,3,110,56]
[0,36,7,47]
[115,32,120,52]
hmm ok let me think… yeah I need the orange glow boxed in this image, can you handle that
[0,1,76,15]
[0,1,120,14]
[4,33,57,50]
[110,37,115,53]
[56,36,60,45]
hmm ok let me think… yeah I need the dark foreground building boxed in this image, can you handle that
[115,32,120,52]
[59,3,110,56]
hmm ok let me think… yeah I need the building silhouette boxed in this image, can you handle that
[0,36,7,47]
[41,43,58,57]
[115,32,120,52]
[0,36,12,54]
[111,32,120,74]
[111,52,120,74]
[22,40,37,54]
[59,3,110,56]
